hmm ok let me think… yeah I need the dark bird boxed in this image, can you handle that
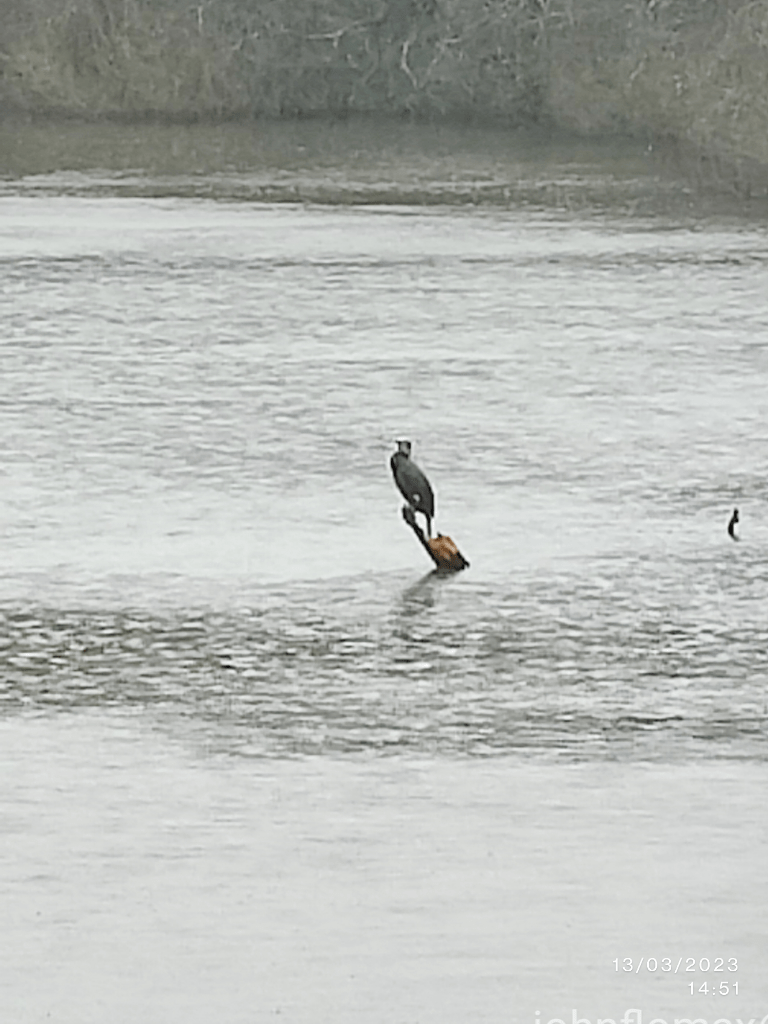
[390,440,435,537]
[728,508,739,541]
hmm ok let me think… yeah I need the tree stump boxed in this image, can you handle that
[401,505,469,573]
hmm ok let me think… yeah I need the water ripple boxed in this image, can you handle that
[2,560,766,761]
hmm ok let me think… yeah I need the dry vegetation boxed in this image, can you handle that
[542,0,768,191]
[1,0,767,189]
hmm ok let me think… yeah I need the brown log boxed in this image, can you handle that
[401,505,469,573]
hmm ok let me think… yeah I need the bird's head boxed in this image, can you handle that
[395,439,412,457]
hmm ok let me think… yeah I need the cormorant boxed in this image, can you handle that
[728,508,739,541]
[390,440,435,537]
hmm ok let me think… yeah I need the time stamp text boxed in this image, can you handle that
[613,958,740,997]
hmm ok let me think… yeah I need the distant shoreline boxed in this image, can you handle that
[2,0,767,197]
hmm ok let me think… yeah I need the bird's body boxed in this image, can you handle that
[728,508,739,541]
[390,440,435,537]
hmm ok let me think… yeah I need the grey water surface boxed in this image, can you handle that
[1,119,767,1022]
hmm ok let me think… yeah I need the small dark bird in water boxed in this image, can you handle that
[728,508,739,541]
[390,440,435,537]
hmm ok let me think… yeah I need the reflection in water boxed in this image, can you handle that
[0,119,671,212]
[397,570,446,616]
[3,117,767,220]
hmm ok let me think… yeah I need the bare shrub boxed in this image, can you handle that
[1,0,767,191]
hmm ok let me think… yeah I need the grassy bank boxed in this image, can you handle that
[2,0,767,191]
